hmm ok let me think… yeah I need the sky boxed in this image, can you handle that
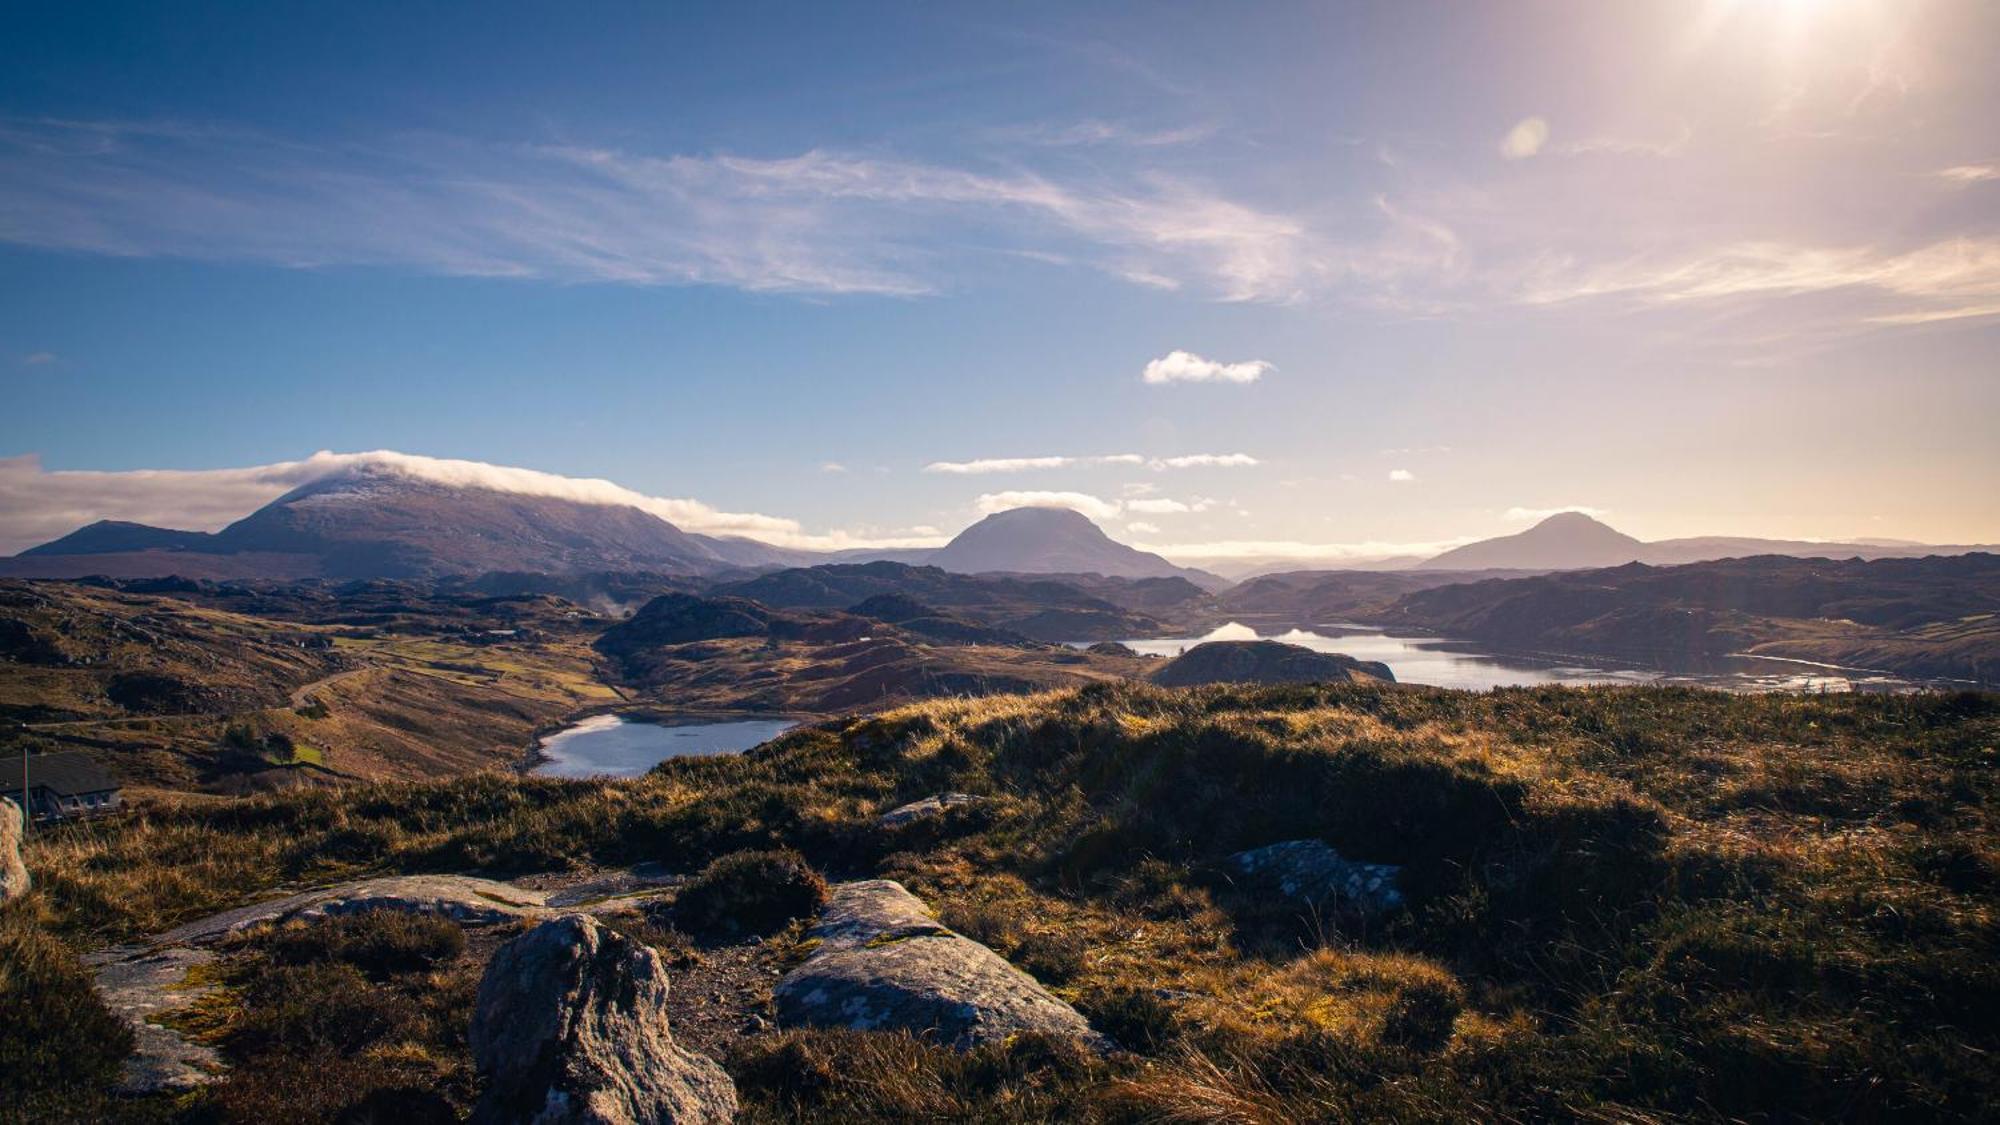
[2,0,1997,562]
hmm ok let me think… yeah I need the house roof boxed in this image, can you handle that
[0,751,120,798]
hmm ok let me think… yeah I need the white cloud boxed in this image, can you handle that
[1141,350,1271,384]
[1937,164,1999,184]
[819,461,848,474]
[1147,453,1259,470]
[1124,521,1161,535]
[1504,505,1607,521]
[1388,469,1416,482]
[972,490,1123,521]
[1124,498,1190,514]
[0,450,946,556]
[925,455,1126,475]
[0,120,1320,302]
[924,452,1256,474]
[1500,117,1550,160]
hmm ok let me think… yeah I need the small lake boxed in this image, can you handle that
[1092,623,1903,693]
[533,714,799,779]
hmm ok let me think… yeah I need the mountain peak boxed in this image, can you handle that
[1424,511,1644,571]
[930,506,1211,584]
[1533,510,1610,530]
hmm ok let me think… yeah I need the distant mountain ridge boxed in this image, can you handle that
[1421,512,2000,572]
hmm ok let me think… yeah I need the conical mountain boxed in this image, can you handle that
[1423,512,1646,571]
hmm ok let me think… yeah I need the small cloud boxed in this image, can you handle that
[1121,481,1159,497]
[927,455,1093,475]
[973,490,1122,521]
[1938,164,2000,184]
[1500,117,1549,160]
[21,352,55,366]
[1142,350,1271,385]
[1504,505,1606,521]
[1125,521,1161,535]
[1148,453,1258,470]
[1125,498,1190,515]
[1388,469,1416,483]
[819,461,848,474]
[924,451,1254,474]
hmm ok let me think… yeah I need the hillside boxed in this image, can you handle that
[1380,553,2000,683]
[714,561,1196,640]
[1216,567,1530,626]
[0,580,619,788]
[10,685,1997,1122]
[594,592,1150,712]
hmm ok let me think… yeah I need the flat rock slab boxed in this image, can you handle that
[155,874,549,946]
[1229,839,1403,914]
[89,945,224,1094]
[877,793,988,830]
[775,880,1108,1051]
[545,862,687,908]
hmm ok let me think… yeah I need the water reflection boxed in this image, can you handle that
[533,714,799,779]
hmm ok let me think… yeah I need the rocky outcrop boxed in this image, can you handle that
[0,796,27,905]
[1229,839,1404,915]
[87,945,224,1094]
[877,793,988,830]
[470,914,736,1125]
[156,874,548,946]
[775,880,1107,1051]
[1150,640,1394,688]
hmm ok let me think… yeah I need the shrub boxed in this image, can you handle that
[257,911,466,979]
[672,848,828,939]
[0,911,135,1123]
[1380,977,1464,1053]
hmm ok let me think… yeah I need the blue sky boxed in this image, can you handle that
[3,0,1997,560]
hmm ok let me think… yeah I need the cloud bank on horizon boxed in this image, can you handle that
[0,450,1475,566]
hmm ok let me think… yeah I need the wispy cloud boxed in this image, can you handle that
[1147,453,1258,470]
[1141,350,1271,384]
[1514,238,2000,326]
[972,490,1123,521]
[1937,164,1999,185]
[0,118,1319,302]
[988,119,1217,148]
[0,450,944,556]
[924,452,1256,474]
[19,352,55,366]
[1388,469,1416,482]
